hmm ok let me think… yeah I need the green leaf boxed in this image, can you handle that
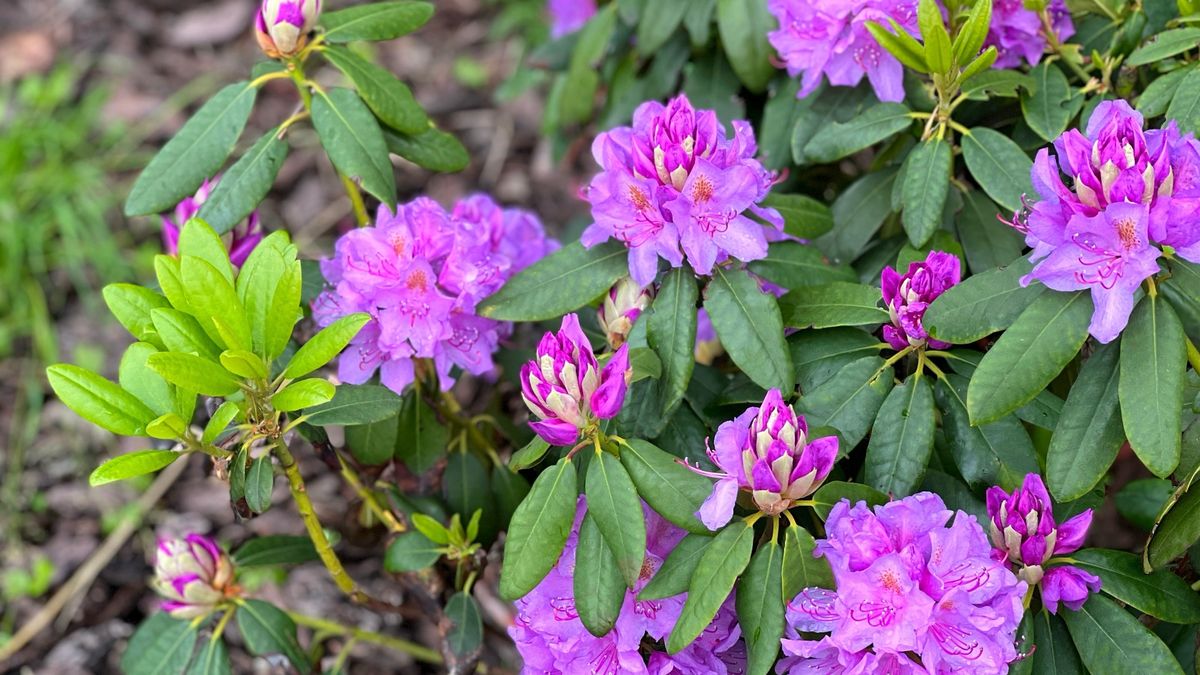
[395,393,449,471]
[782,525,833,597]
[89,450,181,486]
[1146,479,1200,570]
[620,439,713,534]
[936,373,1038,489]
[264,255,303,361]
[967,290,1091,425]
[924,257,1041,344]
[1022,62,1074,142]
[304,384,403,426]
[232,535,319,567]
[796,356,894,448]
[196,127,288,235]
[587,452,647,588]
[181,255,250,350]
[444,453,496,542]
[245,455,274,513]
[715,0,775,92]
[738,541,785,675]
[759,193,835,239]
[151,308,222,362]
[125,82,257,216]
[1073,548,1200,623]
[1127,28,1200,65]
[186,637,231,675]
[270,378,335,412]
[956,191,1026,274]
[1061,595,1185,675]
[383,125,470,172]
[445,592,483,656]
[639,533,712,601]
[1168,67,1200,136]
[311,88,396,204]
[781,281,889,329]
[962,127,1034,214]
[952,0,992,64]
[1137,65,1195,118]
[345,412,399,465]
[901,138,951,247]
[648,268,698,419]
[1034,610,1085,675]
[384,531,443,571]
[220,349,268,380]
[667,520,754,653]
[1120,295,1186,477]
[119,342,178,418]
[574,514,627,636]
[1046,343,1124,501]
[492,464,531,527]
[803,102,912,164]
[1116,478,1172,532]
[103,284,170,345]
[121,613,197,675]
[147,352,240,397]
[46,364,157,436]
[322,45,427,134]
[236,599,309,672]
[810,481,888,520]
[704,267,794,392]
[749,242,856,291]
[320,1,434,42]
[510,436,552,470]
[284,313,369,380]
[819,169,898,262]
[918,0,952,73]
[636,0,689,53]
[866,20,929,73]
[789,328,881,393]
[478,241,628,321]
[499,458,578,600]
[865,375,936,497]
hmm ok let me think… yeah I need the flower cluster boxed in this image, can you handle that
[582,94,782,286]
[255,0,321,58]
[782,494,1025,674]
[986,0,1075,70]
[1017,100,1200,342]
[547,0,596,38]
[153,534,237,619]
[162,177,263,268]
[521,314,630,446]
[766,0,919,104]
[986,473,1100,614]
[693,389,838,530]
[509,498,745,674]
[881,250,961,351]
[597,277,654,349]
[314,195,558,394]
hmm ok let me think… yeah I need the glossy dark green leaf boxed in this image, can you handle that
[1046,343,1124,501]
[819,169,898,263]
[667,520,754,653]
[620,439,712,534]
[186,636,230,675]
[574,514,627,636]
[121,613,197,675]
[1022,62,1074,142]
[499,458,578,600]
[865,375,936,497]
[715,0,774,92]
[320,1,434,42]
[781,525,833,598]
[236,599,309,672]
[1116,478,1172,532]
[344,412,400,465]
[936,373,1038,490]
[796,356,894,448]
[311,88,396,204]
[1073,548,1200,623]
[304,384,403,426]
[587,452,647,588]
[1139,65,1195,118]
[636,0,688,53]
[510,436,552,470]
[803,102,912,163]
[810,481,887,520]
[749,241,855,291]
[639,533,712,601]
[1120,295,1186,477]
[383,125,469,172]
[245,455,274,513]
[1061,595,1185,674]
[196,126,288,235]
[1033,610,1084,675]
[1127,28,1200,65]
[1146,480,1200,570]
[781,281,889,329]
[322,45,427,134]
[125,82,257,216]
[492,464,531,527]
[924,257,1041,344]
[788,328,880,393]
[478,241,628,321]
[967,290,1091,425]
[956,191,1026,274]
[444,452,496,542]
[704,267,794,392]
[232,535,319,567]
[396,393,450,471]
[445,592,483,656]
[900,138,951,247]
[649,268,698,419]
[759,193,835,240]
[962,127,1033,213]
[738,542,784,675]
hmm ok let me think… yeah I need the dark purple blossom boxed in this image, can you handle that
[985,0,1074,69]
[880,250,961,351]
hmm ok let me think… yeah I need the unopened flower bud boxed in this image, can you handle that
[255,0,321,58]
[597,277,654,349]
[881,250,961,351]
[162,176,263,267]
[153,534,237,619]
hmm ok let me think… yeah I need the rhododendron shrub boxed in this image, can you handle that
[42,0,1200,672]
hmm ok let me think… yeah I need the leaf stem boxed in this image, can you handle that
[1186,336,1200,374]
[337,453,405,533]
[285,611,443,665]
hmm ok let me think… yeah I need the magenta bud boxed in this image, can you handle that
[153,534,236,619]
[597,277,654,350]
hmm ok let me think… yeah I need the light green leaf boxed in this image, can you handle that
[271,378,335,412]
[284,313,370,379]
[46,364,157,436]
[103,284,170,346]
[147,352,240,397]
[89,450,182,486]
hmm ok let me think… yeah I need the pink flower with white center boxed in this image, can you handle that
[255,0,321,58]
[691,389,838,530]
[597,277,654,350]
[153,534,237,619]
[520,314,630,446]
[161,177,263,268]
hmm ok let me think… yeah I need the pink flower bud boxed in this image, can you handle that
[597,277,654,349]
[256,0,321,58]
[153,534,236,619]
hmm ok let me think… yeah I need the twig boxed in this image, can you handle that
[287,611,443,665]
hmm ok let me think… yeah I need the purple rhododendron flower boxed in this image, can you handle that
[597,277,655,350]
[547,0,596,38]
[782,493,1026,674]
[881,250,961,351]
[255,0,321,56]
[154,534,236,619]
[691,389,838,530]
[766,0,919,103]
[1017,100,1200,342]
[986,0,1074,69]
[509,498,745,674]
[520,314,631,446]
[162,177,263,268]
[582,94,782,286]
[313,196,558,394]
[986,473,1100,614]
